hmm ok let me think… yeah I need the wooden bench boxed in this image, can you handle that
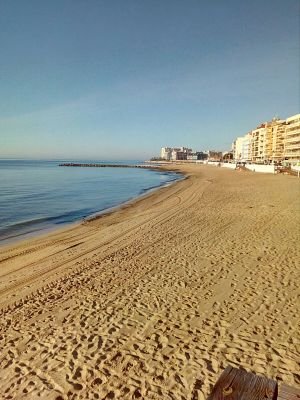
[278,384,300,400]
[208,366,300,400]
[208,365,277,399]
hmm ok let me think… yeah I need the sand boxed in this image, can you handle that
[0,164,299,400]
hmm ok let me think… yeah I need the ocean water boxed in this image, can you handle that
[0,160,181,245]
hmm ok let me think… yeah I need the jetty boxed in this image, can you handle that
[59,163,160,169]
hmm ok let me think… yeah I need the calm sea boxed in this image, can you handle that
[0,160,181,246]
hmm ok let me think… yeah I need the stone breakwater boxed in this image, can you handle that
[59,163,160,169]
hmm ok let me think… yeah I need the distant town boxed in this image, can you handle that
[155,113,300,167]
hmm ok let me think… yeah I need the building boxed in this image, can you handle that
[196,151,208,161]
[233,118,286,164]
[171,147,192,161]
[187,151,208,161]
[241,133,252,162]
[171,149,185,160]
[207,150,223,161]
[284,113,300,165]
[160,147,192,161]
[233,134,252,162]
[265,118,286,163]
[222,151,233,161]
[160,147,209,161]
[187,153,198,161]
[160,147,172,160]
[233,137,243,161]
[251,124,267,163]
[231,113,300,165]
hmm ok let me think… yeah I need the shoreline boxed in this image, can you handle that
[0,165,184,248]
[0,164,299,398]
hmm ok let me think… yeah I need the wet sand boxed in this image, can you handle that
[0,164,299,399]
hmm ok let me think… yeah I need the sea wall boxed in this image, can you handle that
[221,163,237,169]
[245,164,275,174]
[291,166,300,172]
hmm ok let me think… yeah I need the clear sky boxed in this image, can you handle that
[0,0,299,160]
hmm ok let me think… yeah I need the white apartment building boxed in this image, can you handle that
[284,113,300,165]
[233,133,252,162]
[233,137,243,161]
[160,147,172,160]
[241,133,252,161]
[161,147,192,161]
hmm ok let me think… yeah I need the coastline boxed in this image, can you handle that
[0,164,183,248]
[0,164,299,399]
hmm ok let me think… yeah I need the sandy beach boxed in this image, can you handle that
[0,164,299,399]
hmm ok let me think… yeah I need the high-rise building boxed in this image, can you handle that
[265,118,286,163]
[160,147,172,160]
[170,147,192,161]
[232,113,300,165]
[160,147,192,161]
[233,133,252,162]
[284,114,300,165]
[251,124,267,163]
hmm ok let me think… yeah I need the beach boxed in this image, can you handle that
[0,164,299,399]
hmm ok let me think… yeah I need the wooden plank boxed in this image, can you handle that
[278,383,300,400]
[207,365,278,400]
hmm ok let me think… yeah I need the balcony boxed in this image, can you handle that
[285,143,300,150]
[285,135,300,143]
[284,151,300,158]
[286,119,300,127]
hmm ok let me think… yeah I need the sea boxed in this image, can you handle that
[0,159,181,246]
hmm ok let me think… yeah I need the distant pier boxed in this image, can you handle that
[59,163,160,169]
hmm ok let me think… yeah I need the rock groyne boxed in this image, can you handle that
[59,163,159,169]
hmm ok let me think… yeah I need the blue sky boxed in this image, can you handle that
[0,0,299,160]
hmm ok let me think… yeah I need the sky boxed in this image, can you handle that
[0,0,299,160]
